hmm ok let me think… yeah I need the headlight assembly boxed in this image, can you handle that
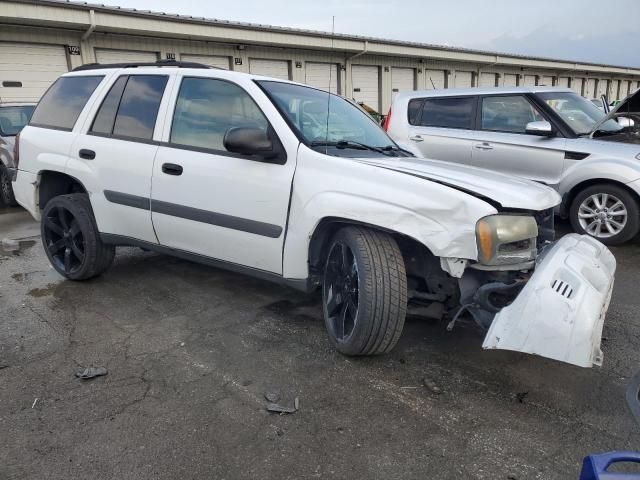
[476,215,538,266]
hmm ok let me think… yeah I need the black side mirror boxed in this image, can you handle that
[223,127,273,156]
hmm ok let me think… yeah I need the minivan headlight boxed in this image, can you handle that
[476,215,538,266]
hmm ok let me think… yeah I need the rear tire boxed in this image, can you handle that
[0,164,17,206]
[41,194,115,280]
[322,226,408,356]
[569,184,639,246]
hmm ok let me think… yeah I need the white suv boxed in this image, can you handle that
[385,87,640,245]
[12,62,615,367]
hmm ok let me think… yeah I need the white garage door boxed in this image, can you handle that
[620,80,631,99]
[557,77,570,88]
[523,75,537,87]
[610,80,620,100]
[540,76,554,86]
[391,67,414,99]
[503,74,518,87]
[454,71,473,88]
[305,62,338,94]
[479,73,497,88]
[572,78,584,95]
[584,78,596,97]
[249,59,290,80]
[596,79,608,97]
[181,54,229,69]
[95,49,158,64]
[0,42,68,101]
[351,65,379,113]
[425,70,445,89]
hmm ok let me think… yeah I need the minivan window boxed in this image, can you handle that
[419,97,475,129]
[0,105,35,136]
[170,77,269,152]
[481,95,544,133]
[30,76,103,131]
[112,75,168,140]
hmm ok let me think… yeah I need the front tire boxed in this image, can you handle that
[41,194,115,280]
[0,164,17,206]
[322,226,408,356]
[569,184,639,246]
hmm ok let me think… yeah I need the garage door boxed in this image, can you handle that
[572,78,584,95]
[540,76,554,86]
[596,79,608,97]
[454,71,473,88]
[479,73,497,88]
[0,42,68,101]
[503,74,518,87]
[249,59,290,80]
[305,62,338,94]
[351,65,379,113]
[523,75,537,87]
[181,54,229,69]
[557,77,570,88]
[391,67,414,99]
[620,80,631,99]
[584,78,596,97]
[95,49,158,64]
[425,70,445,89]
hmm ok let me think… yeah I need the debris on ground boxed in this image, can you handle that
[423,377,443,394]
[1,238,19,252]
[264,391,281,403]
[75,366,108,380]
[515,391,529,403]
[32,398,38,409]
[266,396,299,414]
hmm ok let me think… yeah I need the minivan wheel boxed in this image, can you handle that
[322,226,408,356]
[41,194,115,280]
[0,164,17,206]
[569,184,640,245]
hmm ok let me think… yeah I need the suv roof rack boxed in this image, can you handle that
[72,60,215,72]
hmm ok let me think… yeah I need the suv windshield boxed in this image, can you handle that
[537,91,622,136]
[258,81,402,157]
[0,105,35,136]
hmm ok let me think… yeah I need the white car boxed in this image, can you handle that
[0,101,36,205]
[385,86,640,245]
[12,62,615,367]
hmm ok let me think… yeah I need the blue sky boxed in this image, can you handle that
[99,0,640,67]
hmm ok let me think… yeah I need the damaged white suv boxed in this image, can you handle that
[12,62,615,367]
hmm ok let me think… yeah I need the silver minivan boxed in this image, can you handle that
[385,86,640,245]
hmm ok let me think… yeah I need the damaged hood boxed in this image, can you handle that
[355,156,561,211]
[590,87,640,136]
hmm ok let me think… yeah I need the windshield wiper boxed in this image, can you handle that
[310,140,396,156]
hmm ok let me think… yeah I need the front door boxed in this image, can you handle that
[471,94,566,185]
[151,76,296,274]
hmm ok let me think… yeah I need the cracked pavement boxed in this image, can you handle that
[1,206,639,479]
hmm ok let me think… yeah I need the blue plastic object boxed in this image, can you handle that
[580,452,640,479]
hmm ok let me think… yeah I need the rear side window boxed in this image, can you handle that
[90,75,168,141]
[170,77,268,152]
[30,76,103,131]
[418,97,476,129]
[407,99,423,125]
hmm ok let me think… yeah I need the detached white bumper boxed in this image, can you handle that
[482,234,616,368]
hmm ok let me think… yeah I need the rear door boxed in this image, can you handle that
[150,75,296,274]
[471,94,566,184]
[406,96,477,165]
[70,73,170,243]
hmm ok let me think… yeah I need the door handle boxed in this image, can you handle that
[162,163,183,176]
[409,135,424,142]
[474,142,493,151]
[79,149,96,160]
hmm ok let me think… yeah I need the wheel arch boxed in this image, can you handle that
[561,178,640,217]
[37,170,88,210]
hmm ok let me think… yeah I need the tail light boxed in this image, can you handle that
[382,107,391,131]
[13,132,20,169]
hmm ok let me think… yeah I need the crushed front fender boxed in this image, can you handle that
[482,234,616,368]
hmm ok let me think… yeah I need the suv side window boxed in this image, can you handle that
[170,77,269,152]
[30,76,104,131]
[481,95,544,133]
[90,75,168,141]
[418,97,476,129]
